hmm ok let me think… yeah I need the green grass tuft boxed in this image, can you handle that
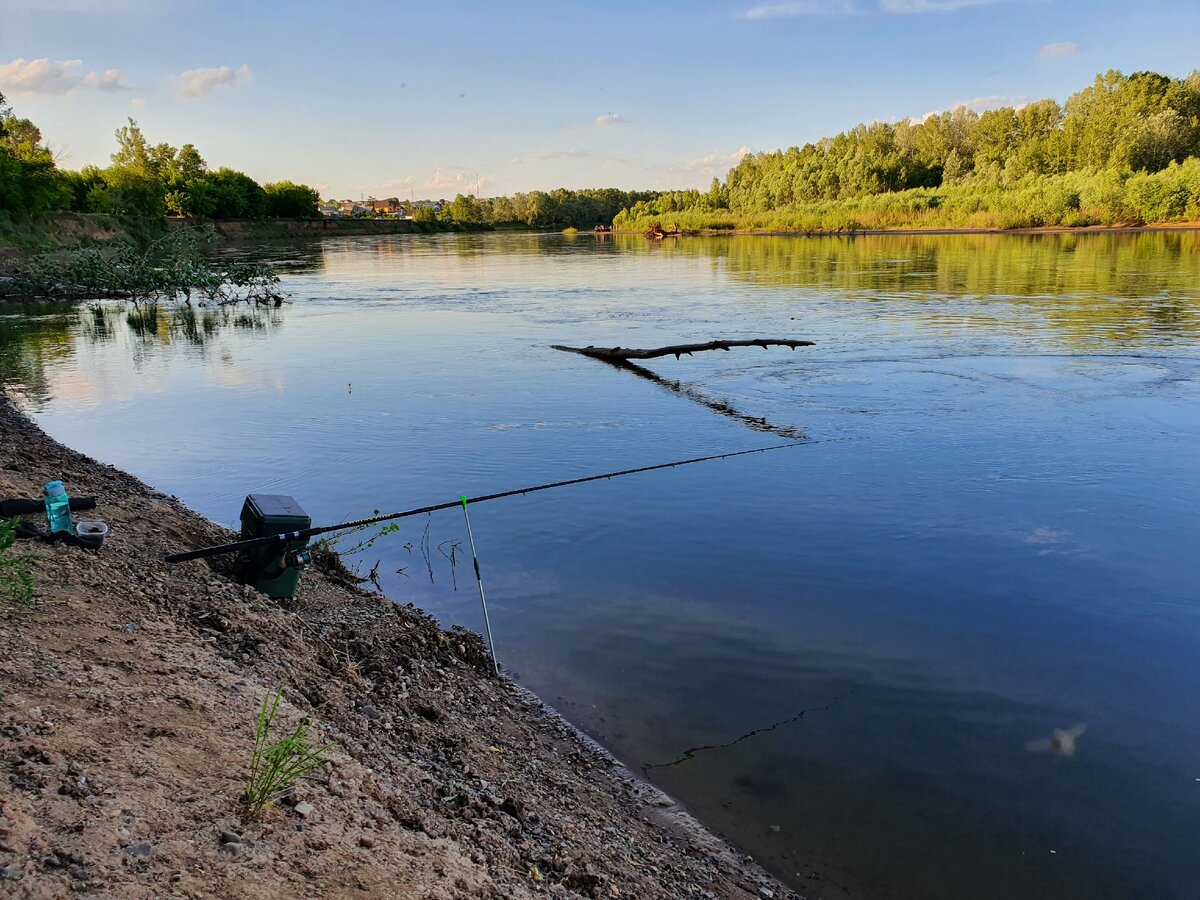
[0,518,42,605]
[243,685,332,816]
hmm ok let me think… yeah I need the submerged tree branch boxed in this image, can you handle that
[552,339,813,440]
[550,338,814,362]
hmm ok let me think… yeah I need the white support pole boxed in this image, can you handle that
[460,496,500,677]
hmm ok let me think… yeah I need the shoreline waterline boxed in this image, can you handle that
[0,389,797,899]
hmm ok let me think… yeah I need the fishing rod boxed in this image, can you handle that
[165,441,806,565]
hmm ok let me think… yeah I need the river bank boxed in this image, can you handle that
[0,214,430,269]
[0,392,796,899]
[611,221,1200,239]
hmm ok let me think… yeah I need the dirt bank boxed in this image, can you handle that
[0,393,796,899]
[168,217,417,240]
[0,215,420,265]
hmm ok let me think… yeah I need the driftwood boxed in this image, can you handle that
[552,338,814,440]
[551,338,814,362]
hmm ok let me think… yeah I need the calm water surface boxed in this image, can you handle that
[4,232,1199,899]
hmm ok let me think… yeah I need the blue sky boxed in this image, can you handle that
[2,0,1197,199]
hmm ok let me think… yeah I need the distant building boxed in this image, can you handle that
[368,197,402,215]
[318,203,342,218]
[396,199,445,219]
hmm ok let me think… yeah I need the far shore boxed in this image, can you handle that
[609,220,1200,239]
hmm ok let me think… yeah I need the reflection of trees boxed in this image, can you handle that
[216,241,327,276]
[0,301,284,400]
[625,231,1200,346]
[0,303,78,403]
[316,232,620,279]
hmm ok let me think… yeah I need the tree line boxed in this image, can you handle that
[434,188,663,229]
[1,93,319,221]
[615,69,1200,231]
[1,91,659,231]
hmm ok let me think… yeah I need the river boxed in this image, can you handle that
[3,230,1198,899]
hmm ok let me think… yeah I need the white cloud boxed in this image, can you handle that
[175,63,253,100]
[4,0,163,10]
[909,95,1026,122]
[377,176,416,193]
[680,145,752,175]
[594,113,627,127]
[1038,41,1080,58]
[879,0,995,11]
[130,97,145,110]
[961,94,1026,112]
[743,0,857,17]
[424,168,491,194]
[1,58,139,96]
[83,68,133,92]
[514,148,592,164]
[0,58,85,94]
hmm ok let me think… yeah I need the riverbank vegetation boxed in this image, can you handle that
[2,228,283,304]
[1,91,319,224]
[1,89,659,236]
[436,188,662,230]
[614,69,1200,233]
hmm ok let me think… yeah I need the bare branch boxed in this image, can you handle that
[551,338,814,362]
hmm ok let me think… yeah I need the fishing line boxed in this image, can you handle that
[641,688,856,772]
[166,440,815,564]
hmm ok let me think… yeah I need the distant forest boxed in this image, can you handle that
[613,69,1200,232]
[6,69,1200,234]
[0,91,656,231]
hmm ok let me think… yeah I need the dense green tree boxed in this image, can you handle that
[62,166,113,213]
[0,91,71,215]
[618,68,1200,229]
[103,119,167,216]
[264,181,320,218]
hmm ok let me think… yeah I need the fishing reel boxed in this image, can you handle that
[286,548,313,570]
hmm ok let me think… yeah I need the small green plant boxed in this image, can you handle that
[309,515,402,586]
[243,685,332,816]
[0,518,42,604]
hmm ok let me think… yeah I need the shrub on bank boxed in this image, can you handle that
[614,162,1200,233]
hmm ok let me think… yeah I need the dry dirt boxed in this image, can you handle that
[0,393,796,899]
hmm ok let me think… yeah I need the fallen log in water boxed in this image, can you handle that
[551,338,815,439]
[551,338,814,361]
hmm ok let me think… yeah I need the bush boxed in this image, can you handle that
[264,181,320,218]
[3,227,284,304]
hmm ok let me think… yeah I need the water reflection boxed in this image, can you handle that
[0,302,80,404]
[1,302,282,402]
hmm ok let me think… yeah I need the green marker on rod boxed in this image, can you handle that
[461,494,500,677]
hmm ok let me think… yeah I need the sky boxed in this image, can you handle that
[1,0,1198,199]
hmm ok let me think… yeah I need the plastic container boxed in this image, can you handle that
[43,480,73,535]
[76,520,108,549]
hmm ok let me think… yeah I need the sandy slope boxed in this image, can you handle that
[0,393,796,900]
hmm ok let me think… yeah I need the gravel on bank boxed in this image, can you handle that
[0,392,798,899]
